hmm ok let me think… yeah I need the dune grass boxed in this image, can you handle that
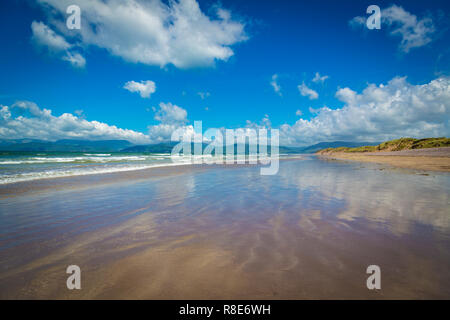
[317,137,450,154]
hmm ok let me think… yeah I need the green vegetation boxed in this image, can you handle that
[317,137,450,154]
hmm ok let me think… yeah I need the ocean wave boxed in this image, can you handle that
[0,155,172,165]
[0,162,191,184]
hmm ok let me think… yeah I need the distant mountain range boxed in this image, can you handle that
[0,139,133,152]
[0,139,379,154]
[121,142,305,154]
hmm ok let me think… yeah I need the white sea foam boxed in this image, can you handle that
[0,155,172,165]
[0,161,191,184]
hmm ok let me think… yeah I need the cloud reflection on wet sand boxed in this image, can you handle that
[0,158,449,299]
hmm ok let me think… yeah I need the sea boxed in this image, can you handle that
[0,152,292,184]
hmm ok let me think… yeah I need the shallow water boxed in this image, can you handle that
[0,157,449,299]
[0,152,179,184]
[0,152,292,184]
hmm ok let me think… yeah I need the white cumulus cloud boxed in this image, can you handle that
[62,52,86,68]
[152,102,187,124]
[0,101,150,143]
[350,5,436,53]
[298,82,319,100]
[36,0,248,68]
[0,100,196,144]
[147,102,191,142]
[31,21,86,68]
[312,72,329,83]
[280,76,450,146]
[31,21,71,52]
[270,74,282,96]
[124,80,156,98]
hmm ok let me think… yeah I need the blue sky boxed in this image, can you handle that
[0,0,449,146]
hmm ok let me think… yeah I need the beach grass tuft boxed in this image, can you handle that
[317,137,450,154]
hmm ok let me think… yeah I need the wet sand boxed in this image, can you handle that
[0,158,450,299]
[317,147,450,172]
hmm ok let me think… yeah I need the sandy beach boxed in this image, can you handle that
[1,158,449,299]
[317,147,450,172]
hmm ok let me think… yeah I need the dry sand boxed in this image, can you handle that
[317,147,450,172]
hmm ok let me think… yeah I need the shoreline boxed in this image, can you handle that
[0,156,306,198]
[317,147,450,172]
